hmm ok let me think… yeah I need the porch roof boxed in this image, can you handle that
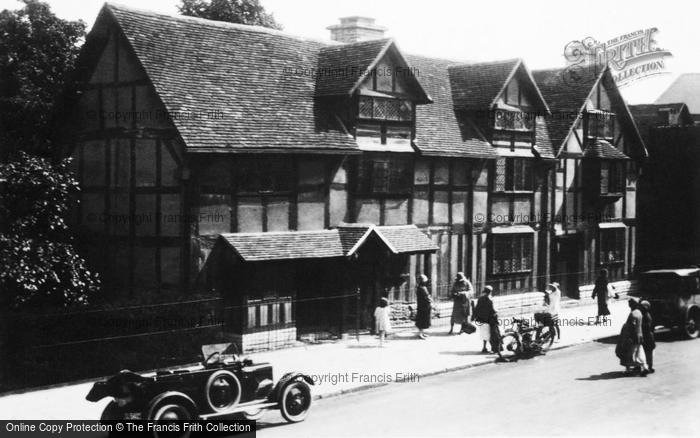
[218,224,437,262]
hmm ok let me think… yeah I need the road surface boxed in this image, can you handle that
[256,331,700,436]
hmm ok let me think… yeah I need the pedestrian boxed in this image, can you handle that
[448,272,474,335]
[415,274,433,339]
[639,300,656,373]
[374,297,391,347]
[591,269,612,324]
[473,286,499,353]
[544,282,562,340]
[615,298,649,376]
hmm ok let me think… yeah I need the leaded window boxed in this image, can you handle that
[494,158,533,192]
[492,234,533,274]
[356,156,412,195]
[599,228,625,264]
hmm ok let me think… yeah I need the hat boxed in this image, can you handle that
[628,297,639,308]
[455,272,467,281]
[640,300,651,310]
[482,285,493,294]
[418,274,429,284]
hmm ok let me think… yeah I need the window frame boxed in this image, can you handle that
[585,111,616,141]
[599,228,626,265]
[494,158,534,193]
[356,96,414,145]
[599,160,625,195]
[491,233,534,275]
[355,155,413,197]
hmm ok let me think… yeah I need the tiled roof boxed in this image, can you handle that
[220,230,346,261]
[218,224,436,262]
[104,4,359,154]
[407,55,497,158]
[374,225,438,254]
[582,139,629,160]
[655,73,700,114]
[448,59,521,111]
[315,39,391,96]
[532,67,600,153]
[534,66,647,159]
[335,223,372,254]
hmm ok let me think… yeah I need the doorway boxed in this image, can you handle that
[553,235,581,299]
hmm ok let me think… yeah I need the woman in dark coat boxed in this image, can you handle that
[591,269,611,324]
[448,272,474,334]
[415,274,433,339]
[473,286,499,353]
[640,300,656,373]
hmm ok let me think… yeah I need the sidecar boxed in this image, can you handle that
[86,343,314,423]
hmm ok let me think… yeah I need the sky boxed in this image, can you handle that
[2,0,697,104]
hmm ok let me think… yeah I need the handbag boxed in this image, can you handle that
[460,321,477,334]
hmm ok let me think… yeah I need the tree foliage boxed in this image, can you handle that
[178,0,282,30]
[0,0,85,158]
[0,152,99,308]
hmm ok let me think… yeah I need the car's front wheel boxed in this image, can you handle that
[279,381,311,423]
[684,308,700,339]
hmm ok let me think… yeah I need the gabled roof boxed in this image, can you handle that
[655,73,700,114]
[407,55,498,159]
[218,224,437,262]
[315,39,431,103]
[582,139,630,160]
[96,3,359,154]
[448,59,549,113]
[337,223,438,256]
[532,65,647,159]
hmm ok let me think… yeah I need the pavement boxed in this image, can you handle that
[0,298,630,420]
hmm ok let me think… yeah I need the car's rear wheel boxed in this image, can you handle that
[100,401,125,421]
[150,401,195,438]
[279,381,311,423]
[684,308,700,339]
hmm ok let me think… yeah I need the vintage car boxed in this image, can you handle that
[86,343,314,423]
[634,268,700,338]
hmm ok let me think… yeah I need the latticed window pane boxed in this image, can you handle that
[373,98,388,120]
[495,158,506,191]
[398,100,413,121]
[384,100,400,121]
[359,96,374,118]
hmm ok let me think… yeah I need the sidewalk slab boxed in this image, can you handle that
[0,299,630,420]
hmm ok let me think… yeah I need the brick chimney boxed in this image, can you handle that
[327,17,387,43]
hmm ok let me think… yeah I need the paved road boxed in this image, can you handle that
[256,331,700,437]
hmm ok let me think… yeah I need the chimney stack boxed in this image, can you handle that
[327,17,386,43]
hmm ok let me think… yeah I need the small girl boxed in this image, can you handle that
[374,297,392,347]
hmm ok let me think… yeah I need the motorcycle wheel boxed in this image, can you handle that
[498,333,521,360]
[537,326,555,352]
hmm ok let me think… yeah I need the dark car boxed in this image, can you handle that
[634,268,700,338]
[86,343,314,423]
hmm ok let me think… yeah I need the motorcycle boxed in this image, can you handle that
[498,312,557,360]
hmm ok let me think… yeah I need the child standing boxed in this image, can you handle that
[374,297,392,347]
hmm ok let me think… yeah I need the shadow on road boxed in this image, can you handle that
[439,350,494,356]
[576,370,636,380]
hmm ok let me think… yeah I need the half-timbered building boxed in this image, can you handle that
[62,4,646,349]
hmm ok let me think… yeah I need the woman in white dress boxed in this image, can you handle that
[374,297,391,346]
